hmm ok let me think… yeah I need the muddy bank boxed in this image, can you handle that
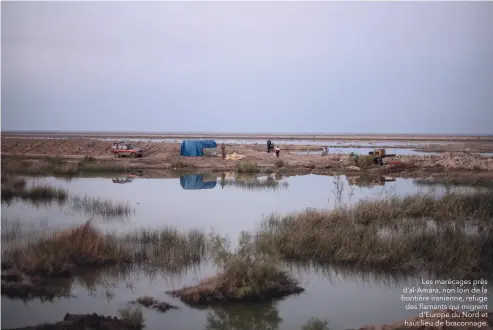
[355,309,493,330]
[168,273,304,305]
[1,266,72,301]
[2,138,493,176]
[129,296,178,313]
[3,313,143,330]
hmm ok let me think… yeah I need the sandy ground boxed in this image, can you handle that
[2,138,493,175]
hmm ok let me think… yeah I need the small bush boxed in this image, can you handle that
[275,160,284,168]
[236,162,260,174]
[172,160,189,169]
[168,232,303,304]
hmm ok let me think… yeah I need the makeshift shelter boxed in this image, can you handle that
[180,140,217,157]
[180,175,217,190]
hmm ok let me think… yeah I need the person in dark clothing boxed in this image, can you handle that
[220,143,226,159]
[267,140,272,153]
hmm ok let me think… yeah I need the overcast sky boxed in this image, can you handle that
[2,1,493,134]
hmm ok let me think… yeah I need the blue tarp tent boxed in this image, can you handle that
[180,175,217,190]
[180,140,217,157]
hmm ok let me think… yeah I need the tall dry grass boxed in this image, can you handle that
[121,226,206,268]
[256,189,493,275]
[2,221,207,278]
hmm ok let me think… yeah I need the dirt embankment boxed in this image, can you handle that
[2,138,493,174]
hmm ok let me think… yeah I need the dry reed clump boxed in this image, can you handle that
[275,160,285,168]
[256,190,493,275]
[7,221,131,277]
[2,222,208,279]
[168,232,304,305]
[121,227,206,267]
[236,162,260,174]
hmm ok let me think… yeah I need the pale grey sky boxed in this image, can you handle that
[2,1,493,134]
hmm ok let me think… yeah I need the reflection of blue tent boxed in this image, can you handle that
[180,140,217,157]
[180,175,217,190]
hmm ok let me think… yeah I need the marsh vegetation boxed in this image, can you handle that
[1,155,133,177]
[2,171,493,330]
[169,232,304,304]
[255,189,493,275]
[1,221,207,279]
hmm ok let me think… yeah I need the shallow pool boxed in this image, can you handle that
[1,174,490,330]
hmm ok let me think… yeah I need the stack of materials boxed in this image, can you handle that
[225,152,245,161]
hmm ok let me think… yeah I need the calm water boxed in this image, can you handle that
[1,174,455,235]
[96,137,453,148]
[291,148,441,156]
[1,174,491,330]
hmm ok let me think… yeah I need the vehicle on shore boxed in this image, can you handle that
[111,141,144,158]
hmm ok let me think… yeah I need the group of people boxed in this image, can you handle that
[220,140,281,159]
[267,140,280,157]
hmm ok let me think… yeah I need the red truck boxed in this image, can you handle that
[111,141,144,158]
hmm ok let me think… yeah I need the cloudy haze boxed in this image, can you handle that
[2,1,493,134]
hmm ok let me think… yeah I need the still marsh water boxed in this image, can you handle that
[2,174,492,330]
[2,174,471,235]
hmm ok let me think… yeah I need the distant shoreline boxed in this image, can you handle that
[2,131,493,142]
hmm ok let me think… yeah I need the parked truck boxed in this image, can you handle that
[111,141,144,158]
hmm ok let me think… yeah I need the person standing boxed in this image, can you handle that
[221,143,226,159]
[267,140,272,153]
[275,145,280,158]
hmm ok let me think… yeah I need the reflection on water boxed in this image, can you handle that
[3,259,492,330]
[1,174,481,236]
[346,175,395,188]
[2,174,492,330]
[180,175,217,190]
[112,177,135,184]
[293,147,440,156]
[220,174,289,191]
[94,137,457,148]
[201,301,283,330]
